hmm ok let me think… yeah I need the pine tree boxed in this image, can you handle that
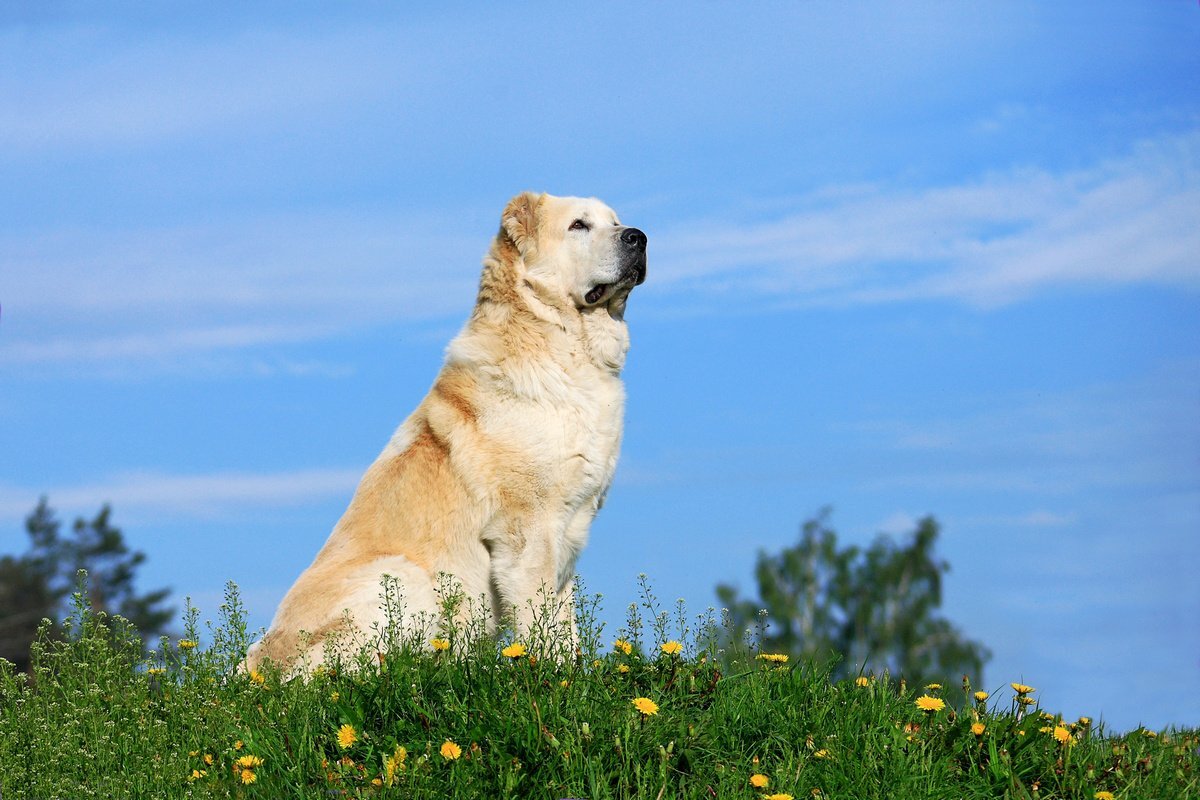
[0,498,173,670]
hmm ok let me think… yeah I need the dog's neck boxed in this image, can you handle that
[471,252,630,375]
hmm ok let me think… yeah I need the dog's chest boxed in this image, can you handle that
[539,368,625,503]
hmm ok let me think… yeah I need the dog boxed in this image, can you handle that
[245,192,647,672]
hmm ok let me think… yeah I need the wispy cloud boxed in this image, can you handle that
[5,131,1197,371]
[651,129,1200,307]
[0,467,362,525]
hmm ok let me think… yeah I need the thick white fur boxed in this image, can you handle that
[245,193,645,672]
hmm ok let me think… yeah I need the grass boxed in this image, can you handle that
[0,578,1196,800]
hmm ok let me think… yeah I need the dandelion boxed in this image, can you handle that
[661,640,682,656]
[750,773,769,788]
[757,653,789,663]
[383,745,407,786]
[233,740,244,751]
[1142,729,1158,738]
[925,683,942,691]
[249,669,265,685]
[974,691,989,702]
[431,638,450,652]
[330,691,339,702]
[1053,726,1071,744]
[855,676,871,687]
[188,769,207,781]
[1094,792,1114,800]
[178,639,198,651]
[613,639,633,655]
[203,753,214,765]
[1078,716,1092,727]
[1011,683,1035,695]
[502,642,527,659]
[632,697,659,716]
[337,724,358,749]
[618,664,630,673]
[915,695,945,712]
[440,740,462,760]
[241,769,257,785]
[765,794,794,800]
[235,755,264,769]
[1017,696,1035,706]
[972,722,986,736]
[813,749,829,759]
[147,667,166,676]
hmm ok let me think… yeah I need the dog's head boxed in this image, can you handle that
[498,192,647,312]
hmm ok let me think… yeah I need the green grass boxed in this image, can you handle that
[1,580,1196,800]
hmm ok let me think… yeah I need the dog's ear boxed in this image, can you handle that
[500,192,544,258]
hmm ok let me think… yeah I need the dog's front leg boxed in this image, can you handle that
[486,514,574,649]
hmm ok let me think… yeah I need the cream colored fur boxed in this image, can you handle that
[245,193,646,672]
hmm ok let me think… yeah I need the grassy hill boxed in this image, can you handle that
[1,582,1195,799]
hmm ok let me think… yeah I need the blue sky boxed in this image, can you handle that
[1,2,1197,731]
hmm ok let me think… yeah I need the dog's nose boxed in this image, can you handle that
[621,227,647,250]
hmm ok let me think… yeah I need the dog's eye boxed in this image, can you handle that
[569,219,590,232]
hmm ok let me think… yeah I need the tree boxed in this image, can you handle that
[716,509,989,693]
[0,498,173,671]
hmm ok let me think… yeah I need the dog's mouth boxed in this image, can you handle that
[585,261,647,306]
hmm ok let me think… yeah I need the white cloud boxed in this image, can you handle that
[0,467,362,525]
[650,129,1200,307]
[4,130,1197,371]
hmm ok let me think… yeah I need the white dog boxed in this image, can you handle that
[245,192,647,671]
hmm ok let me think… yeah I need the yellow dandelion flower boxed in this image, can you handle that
[330,691,339,702]
[813,749,829,759]
[233,740,244,751]
[757,653,789,663]
[632,696,659,716]
[1142,729,1158,738]
[925,683,942,691]
[1053,726,1072,744]
[440,740,462,760]
[618,664,630,673]
[855,676,871,687]
[240,769,257,785]
[502,642,527,659]
[235,755,264,769]
[1011,683,1035,695]
[383,745,407,783]
[147,667,166,676]
[750,773,769,788]
[248,669,265,685]
[430,638,450,652]
[188,750,199,757]
[372,777,382,787]
[178,639,197,651]
[1094,792,1114,800]
[915,695,945,712]
[1078,716,1092,726]
[974,691,989,702]
[613,639,633,655]
[337,724,358,749]
[971,722,986,736]
[661,640,683,656]
[188,769,207,780]
[1017,696,1035,706]
[765,794,794,800]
